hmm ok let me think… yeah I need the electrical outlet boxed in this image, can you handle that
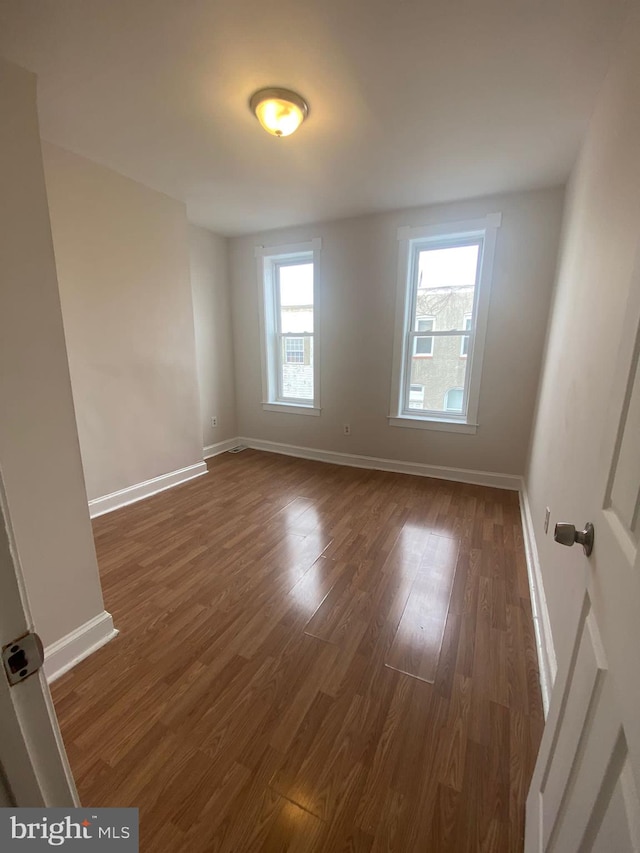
[343,424,351,436]
[211,416,218,428]
[544,507,551,534]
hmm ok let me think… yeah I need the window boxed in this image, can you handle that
[285,337,305,364]
[256,239,321,415]
[444,387,464,412]
[460,314,472,357]
[389,214,500,433]
[409,383,425,409]
[413,317,435,356]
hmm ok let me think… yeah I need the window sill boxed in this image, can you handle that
[388,415,477,434]
[262,402,321,417]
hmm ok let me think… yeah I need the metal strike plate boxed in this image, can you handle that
[2,632,44,685]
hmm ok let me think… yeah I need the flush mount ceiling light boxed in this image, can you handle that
[249,87,309,138]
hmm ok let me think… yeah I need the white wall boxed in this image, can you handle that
[525,11,640,668]
[42,144,204,501]
[230,187,564,475]
[0,61,106,647]
[189,225,237,448]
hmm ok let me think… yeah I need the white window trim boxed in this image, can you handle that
[255,238,321,416]
[388,213,501,433]
[388,415,478,434]
[262,402,321,416]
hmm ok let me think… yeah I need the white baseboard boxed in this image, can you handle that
[519,485,557,717]
[88,462,208,518]
[203,438,243,459]
[44,610,118,683]
[238,436,522,491]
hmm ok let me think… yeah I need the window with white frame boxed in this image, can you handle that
[256,239,321,415]
[389,214,500,433]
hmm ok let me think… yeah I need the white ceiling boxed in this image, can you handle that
[0,0,628,236]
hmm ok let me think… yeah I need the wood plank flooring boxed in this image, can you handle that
[51,450,544,852]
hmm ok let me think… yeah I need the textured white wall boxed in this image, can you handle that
[0,61,105,646]
[230,187,564,475]
[42,144,203,501]
[189,225,237,448]
[525,10,640,669]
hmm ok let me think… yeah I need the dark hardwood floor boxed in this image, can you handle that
[51,449,544,852]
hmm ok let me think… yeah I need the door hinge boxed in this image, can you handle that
[2,632,44,685]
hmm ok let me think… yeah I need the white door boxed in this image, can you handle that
[0,469,78,807]
[525,259,640,851]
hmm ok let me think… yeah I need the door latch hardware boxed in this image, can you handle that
[554,522,594,557]
[2,632,44,685]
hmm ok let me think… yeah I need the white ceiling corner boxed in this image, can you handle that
[0,0,628,235]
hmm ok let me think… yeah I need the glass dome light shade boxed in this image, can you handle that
[249,88,309,138]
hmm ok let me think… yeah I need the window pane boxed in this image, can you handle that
[279,263,313,304]
[281,306,313,333]
[281,337,313,400]
[417,245,479,291]
[279,263,313,333]
[414,246,478,342]
[408,334,468,413]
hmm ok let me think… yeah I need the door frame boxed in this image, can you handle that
[0,465,78,807]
